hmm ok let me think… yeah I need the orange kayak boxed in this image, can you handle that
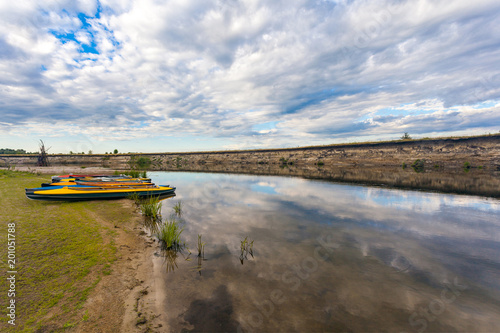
[75,181,154,187]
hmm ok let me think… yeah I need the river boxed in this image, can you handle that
[148,171,500,332]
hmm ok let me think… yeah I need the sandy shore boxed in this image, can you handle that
[72,199,168,333]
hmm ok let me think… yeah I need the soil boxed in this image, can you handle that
[73,199,168,333]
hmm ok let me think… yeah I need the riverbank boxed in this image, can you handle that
[8,162,500,199]
[0,170,165,332]
[1,135,499,171]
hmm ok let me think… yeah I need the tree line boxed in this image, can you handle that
[0,148,36,154]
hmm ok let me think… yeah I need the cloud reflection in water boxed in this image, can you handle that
[151,171,500,332]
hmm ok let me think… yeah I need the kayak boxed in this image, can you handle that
[50,174,148,182]
[75,181,154,187]
[51,174,119,181]
[25,185,176,201]
[41,180,153,187]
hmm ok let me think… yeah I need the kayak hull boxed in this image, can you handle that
[26,186,176,201]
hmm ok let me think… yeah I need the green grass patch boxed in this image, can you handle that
[0,171,122,331]
[158,217,184,250]
[139,196,162,220]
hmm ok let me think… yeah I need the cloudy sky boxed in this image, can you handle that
[1,0,499,153]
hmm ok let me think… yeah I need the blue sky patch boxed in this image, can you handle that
[250,183,277,195]
[253,121,279,133]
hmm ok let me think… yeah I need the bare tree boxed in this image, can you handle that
[37,140,50,166]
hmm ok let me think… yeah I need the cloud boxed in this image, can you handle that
[1,0,500,151]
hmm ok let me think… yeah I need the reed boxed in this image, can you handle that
[239,236,254,263]
[173,201,182,218]
[158,217,184,250]
[140,196,162,220]
[197,234,205,257]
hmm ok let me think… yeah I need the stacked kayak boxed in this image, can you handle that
[43,174,152,187]
[26,174,175,201]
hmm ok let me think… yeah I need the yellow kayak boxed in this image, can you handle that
[26,185,176,201]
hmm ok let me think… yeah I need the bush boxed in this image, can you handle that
[412,159,425,173]
[136,157,152,169]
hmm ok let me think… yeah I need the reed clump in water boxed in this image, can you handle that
[239,236,254,264]
[197,234,205,258]
[140,196,162,220]
[173,201,182,218]
[158,216,184,250]
[194,234,206,275]
[128,193,162,233]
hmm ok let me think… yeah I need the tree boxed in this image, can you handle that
[113,149,118,154]
[401,132,412,140]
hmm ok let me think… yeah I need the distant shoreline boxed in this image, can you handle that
[2,134,499,173]
[0,134,499,157]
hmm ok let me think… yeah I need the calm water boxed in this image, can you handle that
[150,171,500,332]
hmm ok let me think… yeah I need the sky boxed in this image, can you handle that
[0,0,499,153]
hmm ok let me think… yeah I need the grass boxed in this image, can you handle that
[158,217,184,250]
[139,196,162,220]
[0,170,123,332]
[127,192,140,203]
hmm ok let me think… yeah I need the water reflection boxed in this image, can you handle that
[159,248,182,273]
[156,164,500,198]
[149,172,500,332]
